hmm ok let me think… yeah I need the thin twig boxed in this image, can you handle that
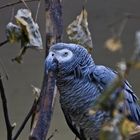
[20,0,30,10]
[0,0,39,10]
[35,0,41,22]
[47,129,58,140]
[12,99,39,140]
[124,13,140,19]
[0,59,9,80]
[108,13,140,28]
[108,13,140,41]
[0,40,8,47]
[108,16,124,28]
[10,7,15,22]
[0,75,14,140]
[117,18,128,37]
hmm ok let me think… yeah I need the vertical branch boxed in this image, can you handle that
[29,0,63,140]
[0,75,14,140]
[12,99,39,140]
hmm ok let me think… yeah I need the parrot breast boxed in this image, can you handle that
[56,73,110,139]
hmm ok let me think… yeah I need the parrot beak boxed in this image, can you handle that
[45,53,58,74]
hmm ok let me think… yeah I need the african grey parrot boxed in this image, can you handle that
[45,43,140,140]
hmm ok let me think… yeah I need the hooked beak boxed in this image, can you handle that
[45,53,58,74]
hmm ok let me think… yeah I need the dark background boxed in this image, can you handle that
[0,0,140,139]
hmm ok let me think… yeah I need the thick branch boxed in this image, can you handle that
[29,0,63,140]
[0,75,13,140]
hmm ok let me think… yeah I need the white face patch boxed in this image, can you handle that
[51,49,73,63]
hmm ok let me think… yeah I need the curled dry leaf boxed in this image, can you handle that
[105,37,122,52]
[66,8,93,53]
[132,62,140,69]
[6,22,22,43]
[121,119,136,137]
[88,109,96,116]
[12,122,17,128]
[31,85,41,100]
[100,120,123,140]
[100,110,136,140]
[6,9,43,63]
[116,61,127,77]
[15,9,43,50]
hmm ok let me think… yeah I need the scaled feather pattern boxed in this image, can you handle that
[45,43,140,140]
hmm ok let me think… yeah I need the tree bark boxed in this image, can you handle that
[29,0,63,140]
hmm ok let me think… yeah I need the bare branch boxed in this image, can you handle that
[0,75,14,140]
[130,130,140,140]
[12,99,39,140]
[74,136,78,140]
[0,59,9,80]
[35,0,41,22]
[47,129,58,140]
[20,0,30,9]
[108,13,140,28]
[108,13,140,38]
[0,0,39,10]
[29,0,63,140]
[0,40,8,47]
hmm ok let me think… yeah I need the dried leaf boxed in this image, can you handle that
[100,120,123,140]
[100,126,122,140]
[105,37,122,52]
[116,61,127,77]
[66,8,93,53]
[11,56,23,64]
[15,9,43,49]
[6,22,22,43]
[31,85,41,100]
[12,122,17,128]
[121,119,136,137]
[133,62,140,69]
[6,9,43,63]
[88,109,96,115]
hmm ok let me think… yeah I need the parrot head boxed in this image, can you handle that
[45,43,94,75]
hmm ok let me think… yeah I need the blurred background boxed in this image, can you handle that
[0,0,140,139]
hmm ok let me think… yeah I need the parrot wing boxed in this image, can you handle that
[90,65,140,124]
[61,107,87,140]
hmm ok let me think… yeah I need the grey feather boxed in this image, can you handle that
[45,43,140,140]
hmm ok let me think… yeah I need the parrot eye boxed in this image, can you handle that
[56,49,73,62]
[63,52,68,57]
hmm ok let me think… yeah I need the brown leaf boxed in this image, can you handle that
[105,37,122,52]
[31,85,41,100]
[15,9,43,49]
[66,8,93,53]
[121,119,136,137]
[6,22,22,43]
